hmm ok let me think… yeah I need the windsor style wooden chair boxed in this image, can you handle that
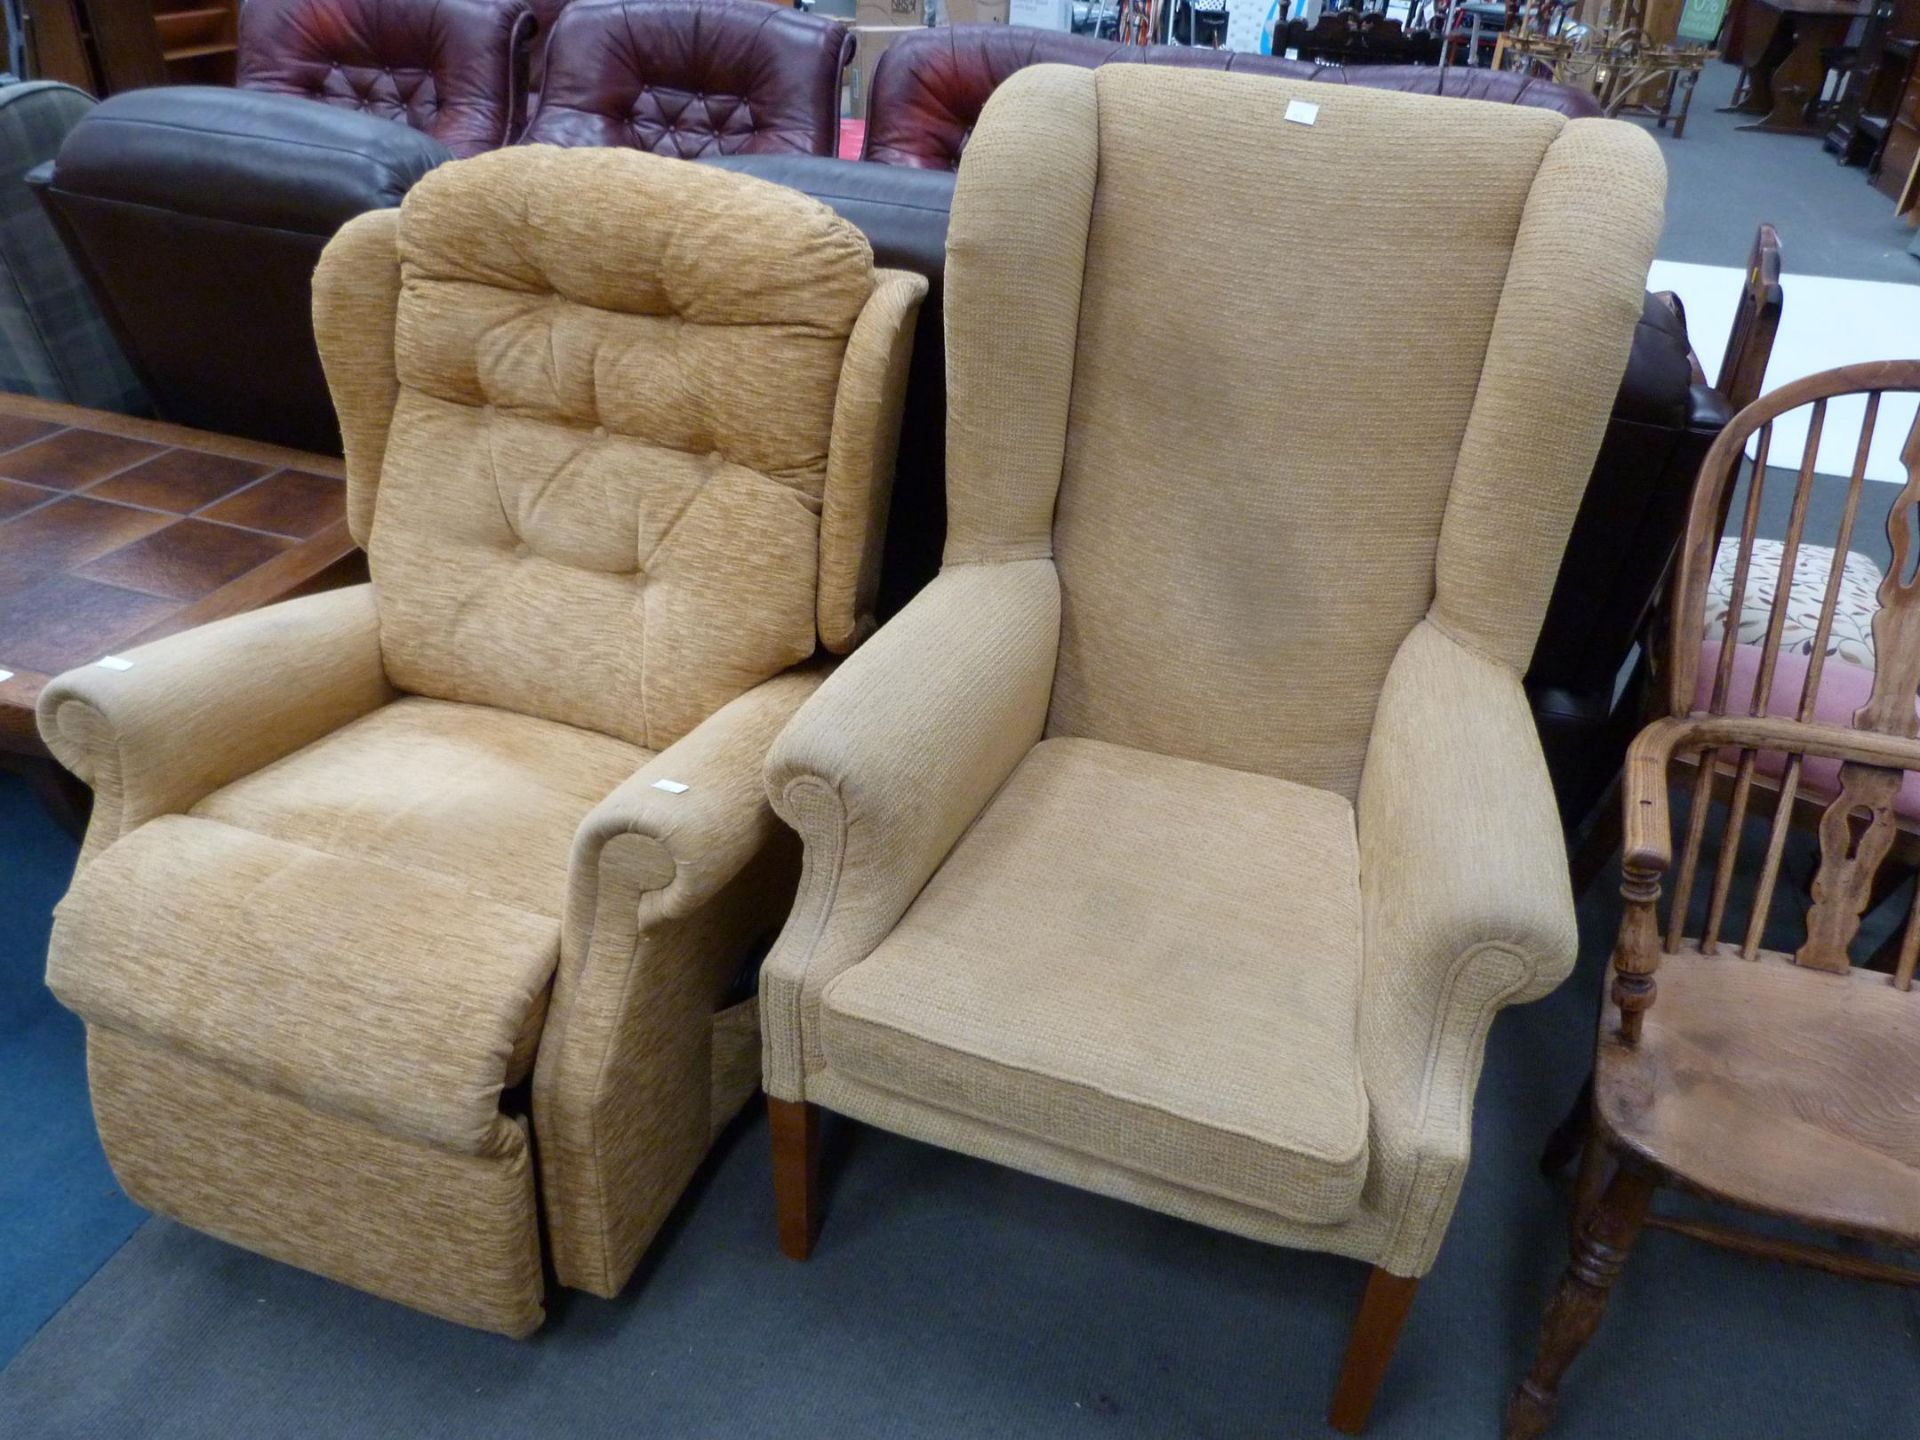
[1506,360,1920,1440]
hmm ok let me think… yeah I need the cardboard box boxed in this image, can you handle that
[941,0,1010,22]
[856,0,926,26]
[847,23,924,118]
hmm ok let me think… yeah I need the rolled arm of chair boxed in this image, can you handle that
[536,667,827,1296]
[1355,619,1578,1272]
[759,558,1060,1099]
[35,585,392,861]
[564,668,830,946]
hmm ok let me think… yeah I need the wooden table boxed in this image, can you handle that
[1731,0,1873,134]
[0,394,361,824]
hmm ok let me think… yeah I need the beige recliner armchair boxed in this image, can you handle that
[757,66,1664,1430]
[38,146,924,1336]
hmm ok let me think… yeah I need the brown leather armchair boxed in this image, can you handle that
[237,0,535,157]
[524,0,853,156]
[861,23,1599,170]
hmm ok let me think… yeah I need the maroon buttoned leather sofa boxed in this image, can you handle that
[237,0,852,159]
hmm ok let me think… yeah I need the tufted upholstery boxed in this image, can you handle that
[862,23,1600,170]
[341,145,883,748]
[38,146,925,1336]
[238,0,534,158]
[524,0,853,158]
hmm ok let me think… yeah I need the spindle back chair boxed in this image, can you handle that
[1506,360,1920,1440]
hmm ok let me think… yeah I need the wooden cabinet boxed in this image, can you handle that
[22,0,238,96]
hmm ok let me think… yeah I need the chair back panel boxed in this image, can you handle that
[351,147,877,748]
[1045,66,1554,797]
[238,0,534,157]
[524,0,852,158]
[1654,362,1920,983]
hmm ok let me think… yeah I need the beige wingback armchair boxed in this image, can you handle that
[37,147,924,1336]
[757,65,1664,1430]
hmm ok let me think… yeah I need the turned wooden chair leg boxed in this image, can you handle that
[1505,1163,1657,1440]
[1328,1265,1421,1434]
[769,1096,821,1261]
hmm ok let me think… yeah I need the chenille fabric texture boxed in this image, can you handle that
[38,145,923,1334]
[762,65,1663,1279]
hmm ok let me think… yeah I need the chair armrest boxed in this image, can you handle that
[35,585,391,862]
[1355,620,1577,1272]
[564,668,828,944]
[759,558,1060,1099]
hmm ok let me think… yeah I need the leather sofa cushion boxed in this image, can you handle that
[525,0,852,157]
[863,23,1601,170]
[368,146,876,749]
[820,737,1370,1227]
[238,0,533,157]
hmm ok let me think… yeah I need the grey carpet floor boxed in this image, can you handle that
[2,861,1914,1440]
[1655,58,1920,283]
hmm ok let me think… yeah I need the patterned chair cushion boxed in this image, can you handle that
[1705,538,1881,668]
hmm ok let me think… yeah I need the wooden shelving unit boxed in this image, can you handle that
[22,0,238,96]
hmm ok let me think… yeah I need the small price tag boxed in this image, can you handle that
[95,656,134,672]
[651,778,690,794]
[1284,100,1319,127]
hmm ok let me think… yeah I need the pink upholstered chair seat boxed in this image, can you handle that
[1694,639,1920,818]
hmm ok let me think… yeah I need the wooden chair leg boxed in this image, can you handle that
[1504,1163,1657,1440]
[1328,1266,1420,1434]
[769,1096,821,1261]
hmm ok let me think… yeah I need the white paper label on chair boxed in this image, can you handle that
[1284,100,1319,127]
[95,656,134,671]
[0,670,13,684]
[651,779,690,794]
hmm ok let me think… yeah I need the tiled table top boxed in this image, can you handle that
[0,394,360,757]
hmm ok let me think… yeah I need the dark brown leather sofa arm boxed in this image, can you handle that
[237,0,534,157]
[862,24,1602,171]
[32,87,452,455]
[525,0,853,157]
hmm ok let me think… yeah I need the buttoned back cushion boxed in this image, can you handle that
[372,146,876,749]
[523,0,850,158]
[238,0,532,158]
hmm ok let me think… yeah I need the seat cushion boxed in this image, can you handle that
[1706,539,1881,669]
[820,737,1369,1226]
[194,696,647,918]
[192,696,645,1081]
[49,815,558,1154]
